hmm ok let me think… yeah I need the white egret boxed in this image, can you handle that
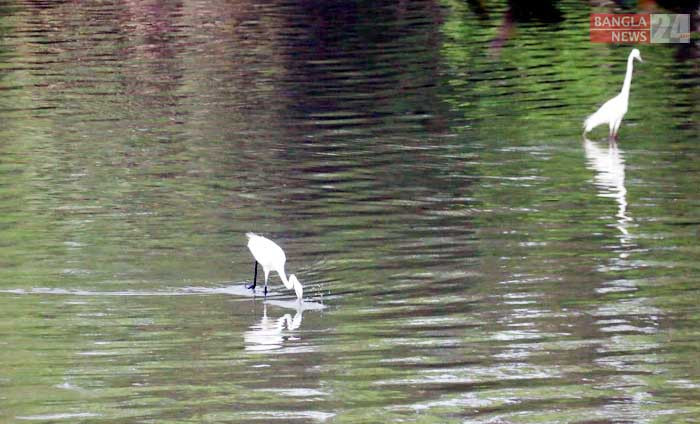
[583,48,643,140]
[245,232,303,300]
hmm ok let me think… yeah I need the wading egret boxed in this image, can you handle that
[583,48,643,139]
[246,232,303,300]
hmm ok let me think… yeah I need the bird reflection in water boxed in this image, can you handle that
[244,302,303,352]
[583,137,632,245]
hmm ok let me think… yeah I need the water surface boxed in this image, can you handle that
[1,0,700,422]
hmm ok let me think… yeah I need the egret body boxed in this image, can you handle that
[246,233,303,300]
[583,48,643,139]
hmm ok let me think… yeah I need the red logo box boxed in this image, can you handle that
[590,14,651,43]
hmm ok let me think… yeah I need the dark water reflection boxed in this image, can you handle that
[1,0,700,422]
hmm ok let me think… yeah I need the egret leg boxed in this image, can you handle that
[246,261,258,290]
[263,271,269,298]
[263,271,270,298]
[610,119,622,140]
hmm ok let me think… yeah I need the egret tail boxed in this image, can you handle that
[583,110,606,135]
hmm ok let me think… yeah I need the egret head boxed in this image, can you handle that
[289,274,303,301]
[631,48,643,63]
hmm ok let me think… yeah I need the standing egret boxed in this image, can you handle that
[583,48,643,140]
[246,233,303,300]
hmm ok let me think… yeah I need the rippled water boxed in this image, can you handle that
[1,0,700,422]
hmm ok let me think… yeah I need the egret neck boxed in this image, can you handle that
[620,52,636,100]
[277,267,293,290]
[278,271,303,300]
